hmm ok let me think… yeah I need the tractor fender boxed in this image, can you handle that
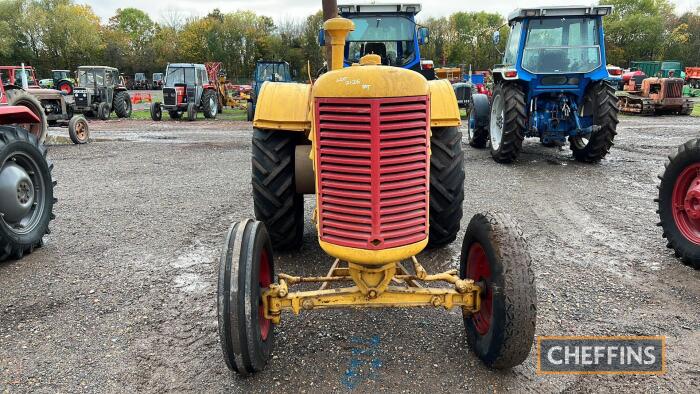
[0,106,41,125]
[427,79,461,128]
[253,82,311,132]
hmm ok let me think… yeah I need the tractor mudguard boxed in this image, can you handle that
[253,82,311,133]
[428,79,461,128]
[0,106,41,125]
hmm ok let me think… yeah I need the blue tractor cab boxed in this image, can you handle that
[468,5,619,163]
[247,61,292,121]
[321,3,434,79]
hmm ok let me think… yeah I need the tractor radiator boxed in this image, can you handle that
[315,96,430,250]
[163,88,177,106]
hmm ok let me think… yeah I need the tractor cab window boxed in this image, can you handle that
[165,67,195,87]
[153,73,163,82]
[53,70,69,80]
[198,68,209,85]
[14,69,35,86]
[521,17,601,74]
[78,69,104,87]
[256,63,291,82]
[0,72,9,85]
[135,73,146,81]
[503,22,523,66]
[345,15,417,67]
[105,70,114,86]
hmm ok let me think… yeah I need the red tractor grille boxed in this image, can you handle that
[315,96,430,250]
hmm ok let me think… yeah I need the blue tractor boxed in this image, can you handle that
[247,61,292,121]
[469,6,619,163]
[321,3,434,79]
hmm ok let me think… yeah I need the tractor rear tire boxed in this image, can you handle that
[247,102,254,122]
[656,139,700,269]
[218,220,275,376]
[202,90,218,119]
[570,81,618,163]
[460,212,537,369]
[97,102,110,120]
[113,91,132,118]
[0,125,55,262]
[252,128,304,251]
[150,103,162,121]
[467,94,490,149]
[68,116,89,144]
[187,103,197,121]
[428,126,465,248]
[489,83,526,163]
[7,90,48,144]
[56,80,73,95]
[168,110,181,120]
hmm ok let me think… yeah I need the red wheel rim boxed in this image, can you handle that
[672,163,700,245]
[466,243,493,335]
[60,84,72,94]
[258,249,272,341]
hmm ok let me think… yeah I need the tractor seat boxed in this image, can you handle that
[540,49,569,72]
[363,43,388,65]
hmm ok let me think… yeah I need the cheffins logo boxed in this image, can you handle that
[537,336,666,375]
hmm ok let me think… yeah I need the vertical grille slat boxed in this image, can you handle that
[316,96,430,250]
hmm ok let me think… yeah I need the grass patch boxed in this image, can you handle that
[692,104,700,117]
[130,108,247,121]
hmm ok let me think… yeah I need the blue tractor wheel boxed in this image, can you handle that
[570,81,619,163]
[467,94,490,149]
[489,83,526,163]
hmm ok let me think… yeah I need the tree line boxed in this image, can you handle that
[0,0,698,82]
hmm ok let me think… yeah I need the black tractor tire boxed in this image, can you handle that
[252,128,304,251]
[113,91,132,118]
[218,220,275,376]
[0,125,55,262]
[570,81,618,163]
[460,212,537,369]
[202,90,218,119]
[489,82,526,163]
[247,101,255,122]
[56,80,73,95]
[168,110,181,120]
[656,139,700,269]
[467,93,490,149]
[187,102,197,121]
[7,90,48,144]
[68,116,89,144]
[97,102,110,120]
[428,126,465,248]
[150,103,162,121]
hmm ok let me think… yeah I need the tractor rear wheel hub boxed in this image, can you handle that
[0,162,35,223]
[685,178,700,220]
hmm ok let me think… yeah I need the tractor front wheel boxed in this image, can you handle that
[68,116,89,144]
[202,90,218,119]
[0,125,55,261]
[113,91,132,118]
[489,83,526,163]
[218,220,275,376]
[657,138,700,269]
[570,81,618,162]
[460,212,537,369]
[247,101,255,122]
[150,103,162,121]
[97,102,110,120]
[467,93,490,149]
[252,129,304,251]
[428,126,465,248]
[187,103,197,121]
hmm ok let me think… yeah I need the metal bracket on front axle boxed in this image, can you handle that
[262,257,482,324]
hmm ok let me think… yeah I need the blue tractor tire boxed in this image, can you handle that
[570,81,618,163]
[489,83,527,163]
[467,93,490,149]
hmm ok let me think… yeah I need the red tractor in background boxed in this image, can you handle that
[150,63,219,122]
[0,82,56,261]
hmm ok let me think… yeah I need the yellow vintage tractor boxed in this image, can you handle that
[217,16,537,376]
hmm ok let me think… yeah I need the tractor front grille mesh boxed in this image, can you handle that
[315,96,430,250]
[163,87,177,106]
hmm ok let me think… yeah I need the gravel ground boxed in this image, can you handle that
[1,115,699,392]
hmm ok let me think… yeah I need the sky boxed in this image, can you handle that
[78,0,700,23]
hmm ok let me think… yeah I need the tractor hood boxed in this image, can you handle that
[313,59,429,99]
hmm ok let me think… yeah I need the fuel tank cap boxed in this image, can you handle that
[359,54,381,66]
